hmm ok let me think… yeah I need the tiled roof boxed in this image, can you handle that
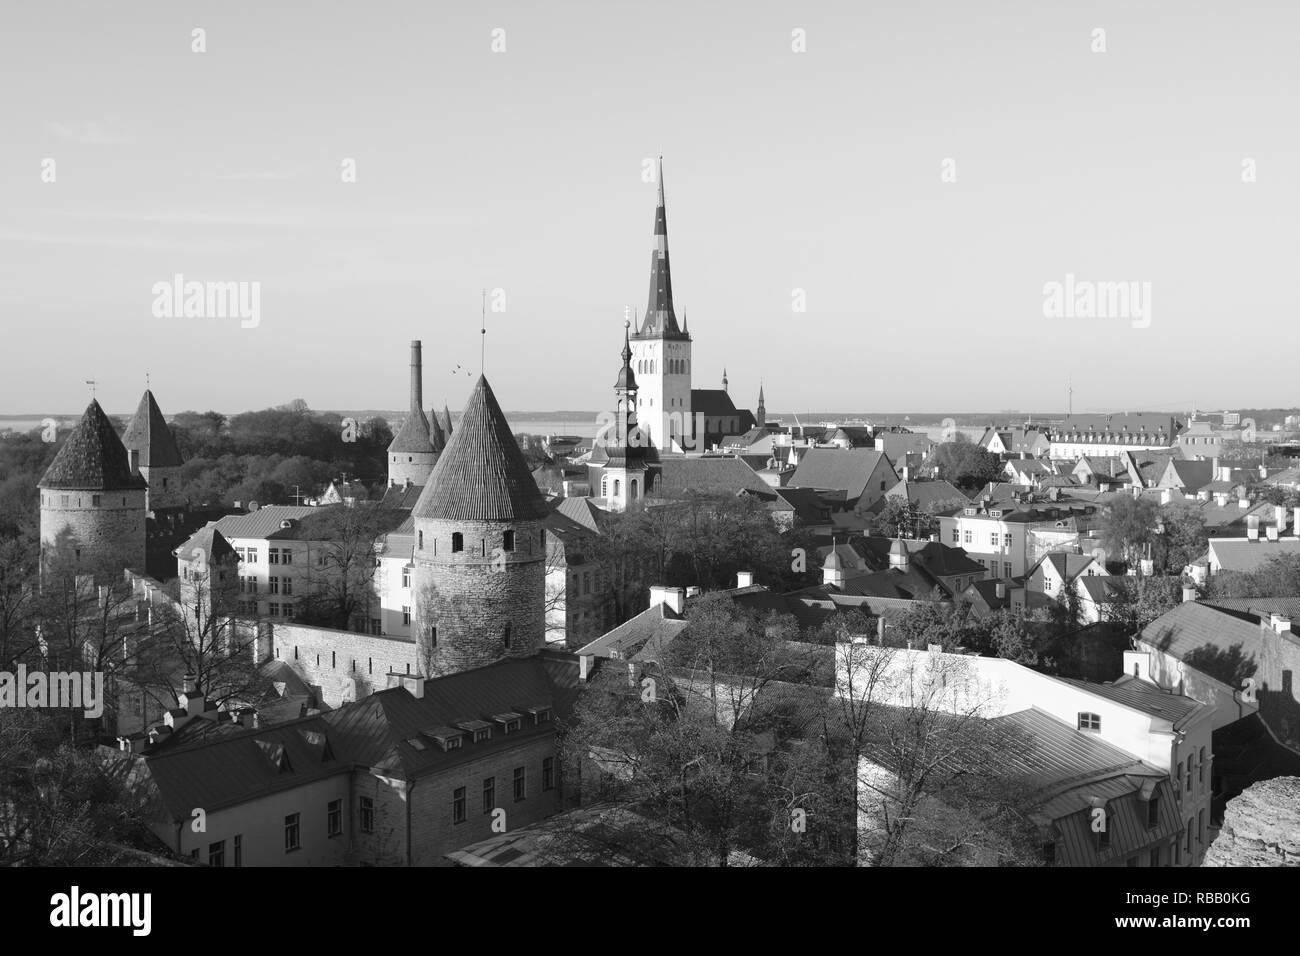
[554,496,607,533]
[690,389,742,419]
[881,479,968,512]
[788,448,894,501]
[379,483,424,510]
[39,400,149,491]
[1208,537,1300,572]
[577,603,688,660]
[120,390,185,468]
[174,526,237,564]
[388,408,436,454]
[412,376,550,522]
[651,456,773,498]
[1136,601,1263,677]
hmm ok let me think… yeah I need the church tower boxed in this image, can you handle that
[387,340,439,487]
[121,388,186,513]
[757,383,766,428]
[411,375,550,677]
[601,322,648,512]
[629,157,693,452]
[38,399,148,582]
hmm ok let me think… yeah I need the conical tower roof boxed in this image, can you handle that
[39,399,148,491]
[413,376,549,522]
[635,157,688,340]
[388,408,435,454]
[438,405,454,438]
[121,389,185,468]
[429,408,447,453]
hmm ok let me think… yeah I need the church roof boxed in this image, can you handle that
[121,389,185,468]
[388,408,435,455]
[413,376,550,523]
[39,400,149,491]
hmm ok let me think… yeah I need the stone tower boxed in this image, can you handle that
[387,340,439,487]
[629,157,694,452]
[411,375,550,676]
[120,388,186,513]
[38,399,148,582]
[601,322,647,512]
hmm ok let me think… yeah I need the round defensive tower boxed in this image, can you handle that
[387,340,439,488]
[411,375,550,676]
[38,399,148,582]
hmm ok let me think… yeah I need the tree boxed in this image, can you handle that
[292,505,398,631]
[1100,494,1160,569]
[1207,553,1300,600]
[931,442,1004,492]
[1098,575,1183,633]
[1158,501,1207,574]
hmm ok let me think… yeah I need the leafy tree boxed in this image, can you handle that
[1157,502,1207,573]
[1100,494,1160,569]
[931,442,1004,492]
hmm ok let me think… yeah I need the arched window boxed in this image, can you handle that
[601,475,608,496]
[451,532,463,553]
[630,478,638,499]
[418,531,423,549]
[613,479,621,497]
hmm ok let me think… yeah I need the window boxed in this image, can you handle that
[402,606,411,626]
[247,549,258,563]
[249,579,258,594]
[327,799,343,837]
[1185,756,1193,791]
[1185,819,1193,856]
[269,548,280,565]
[239,576,248,594]
[402,568,410,588]
[880,480,886,491]
[543,757,555,791]
[1003,533,1013,547]
[474,727,491,743]
[269,576,280,594]
[190,848,200,861]
[513,766,526,801]
[268,603,280,617]
[1078,712,1101,732]
[282,549,293,565]
[1198,747,1205,785]
[418,531,423,550]
[209,840,225,867]
[964,530,972,544]
[533,709,550,725]
[483,777,495,813]
[284,813,301,852]
[989,532,999,546]
[1150,845,1161,867]
[430,626,437,647]
[1004,562,1013,578]
[360,797,374,833]
[452,787,466,824]
[283,578,292,596]
[503,530,515,552]
[503,625,511,649]
[451,532,463,553]
[91,494,101,507]
[950,528,959,543]
[234,834,242,867]
[1197,809,1204,843]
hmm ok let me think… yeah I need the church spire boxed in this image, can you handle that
[757,382,766,427]
[640,156,685,340]
[722,367,728,393]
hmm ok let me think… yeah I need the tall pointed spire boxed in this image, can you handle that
[639,156,686,340]
[757,382,767,428]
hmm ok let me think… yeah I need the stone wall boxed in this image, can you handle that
[269,620,419,708]
[1202,776,1300,866]
[40,487,147,580]
[388,451,436,488]
[413,517,545,677]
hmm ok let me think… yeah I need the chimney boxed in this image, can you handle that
[1238,496,1250,509]
[1123,650,1152,683]
[1211,457,1219,477]
[1267,525,1279,542]
[182,673,198,695]
[736,571,755,588]
[399,674,426,699]
[995,580,1007,600]
[116,735,145,754]
[1182,584,1197,603]
[1259,464,1268,479]
[1247,514,1260,541]
[1214,492,1227,508]
[409,340,424,414]
[648,585,685,614]
[1270,613,1292,634]
[1161,488,1172,505]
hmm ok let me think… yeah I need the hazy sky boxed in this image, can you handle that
[2,1,1297,419]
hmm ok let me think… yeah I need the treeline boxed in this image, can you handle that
[0,403,394,525]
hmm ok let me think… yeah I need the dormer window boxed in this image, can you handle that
[474,727,491,743]
[1078,712,1101,732]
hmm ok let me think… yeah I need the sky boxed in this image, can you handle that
[2,0,1298,420]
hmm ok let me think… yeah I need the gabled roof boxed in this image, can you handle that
[689,388,742,419]
[120,390,185,468]
[379,483,424,510]
[1057,674,1205,726]
[1208,536,1300,572]
[413,376,549,523]
[174,526,237,564]
[1076,575,1127,604]
[1030,551,1099,583]
[554,495,607,533]
[39,399,149,491]
[788,448,894,501]
[204,505,320,541]
[577,602,688,661]
[651,456,773,498]
[1135,601,1265,682]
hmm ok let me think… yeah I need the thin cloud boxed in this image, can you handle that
[45,120,126,145]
